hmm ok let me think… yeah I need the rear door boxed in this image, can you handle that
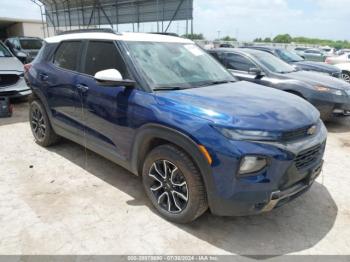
[43,41,83,131]
[75,40,135,160]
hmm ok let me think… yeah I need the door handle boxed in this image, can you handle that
[39,73,49,81]
[76,84,89,93]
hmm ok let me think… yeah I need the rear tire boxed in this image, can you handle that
[142,144,208,223]
[29,100,60,147]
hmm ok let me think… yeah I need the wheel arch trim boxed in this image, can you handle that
[130,123,217,208]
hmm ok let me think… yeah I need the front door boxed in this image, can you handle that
[76,40,135,161]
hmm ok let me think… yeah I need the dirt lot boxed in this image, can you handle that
[0,101,350,256]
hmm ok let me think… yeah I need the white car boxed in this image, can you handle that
[335,63,350,83]
[325,53,350,65]
[0,41,31,99]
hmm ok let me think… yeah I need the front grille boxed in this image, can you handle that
[0,74,20,87]
[281,125,312,141]
[295,144,322,170]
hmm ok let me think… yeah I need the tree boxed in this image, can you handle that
[273,34,292,43]
[253,38,263,42]
[263,37,272,43]
[182,33,205,40]
[221,36,237,42]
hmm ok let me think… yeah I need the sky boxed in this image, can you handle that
[0,0,349,41]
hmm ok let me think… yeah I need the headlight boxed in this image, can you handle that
[239,156,268,176]
[314,85,344,96]
[215,127,280,141]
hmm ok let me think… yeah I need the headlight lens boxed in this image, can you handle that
[239,156,268,176]
[314,85,344,96]
[216,127,280,141]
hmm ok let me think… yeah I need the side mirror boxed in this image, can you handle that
[94,69,135,87]
[248,67,264,77]
[16,52,28,58]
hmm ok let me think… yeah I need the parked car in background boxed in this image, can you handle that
[209,48,350,120]
[294,47,308,56]
[219,43,234,48]
[0,41,31,99]
[321,47,335,56]
[298,48,328,62]
[325,53,350,65]
[242,46,342,79]
[25,30,327,223]
[336,49,350,55]
[5,37,43,63]
[334,63,350,83]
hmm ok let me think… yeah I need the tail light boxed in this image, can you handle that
[24,63,32,74]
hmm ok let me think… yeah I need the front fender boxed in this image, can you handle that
[130,123,219,211]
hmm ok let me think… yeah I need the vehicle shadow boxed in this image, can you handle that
[0,99,29,127]
[47,139,338,257]
[325,117,350,133]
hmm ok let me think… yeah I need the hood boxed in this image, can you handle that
[155,81,319,131]
[282,71,350,90]
[292,61,340,74]
[0,57,23,72]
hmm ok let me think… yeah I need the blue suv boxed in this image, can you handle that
[25,30,327,223]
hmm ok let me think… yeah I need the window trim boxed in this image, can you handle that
[52,40,84,73]
[79,39,129,79]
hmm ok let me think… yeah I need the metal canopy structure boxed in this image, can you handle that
[31,0,194,37]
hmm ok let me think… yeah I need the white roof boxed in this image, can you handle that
[45,32,194,44]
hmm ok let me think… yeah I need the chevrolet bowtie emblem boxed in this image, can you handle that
[307,125,317,135]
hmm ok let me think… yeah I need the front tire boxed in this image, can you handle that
[142,144,208,223]
[29,100,60,147]
[342,71,350,83]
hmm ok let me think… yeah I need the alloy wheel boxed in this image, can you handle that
[31,104,46,140]
[148,160,189,213]
[342,73,350,83]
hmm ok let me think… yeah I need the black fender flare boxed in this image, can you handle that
[30,87,53,119]
[130,124,217,208]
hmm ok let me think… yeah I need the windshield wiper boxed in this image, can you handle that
[153,86,188,91]
[199,80,235,87]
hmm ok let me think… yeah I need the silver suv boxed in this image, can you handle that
[0,41,31,99]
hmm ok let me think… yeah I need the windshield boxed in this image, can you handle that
[276,49,304,63]
[253,52,297,74]
[19,39,42,50]
[126,42,234,89]
[0,42,12,57]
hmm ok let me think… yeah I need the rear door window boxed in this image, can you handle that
[53,41,82,71]
[82,41,127,77]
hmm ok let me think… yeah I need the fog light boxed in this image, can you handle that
[239,156,267,176]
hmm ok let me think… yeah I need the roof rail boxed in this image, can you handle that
[57,28,119,36]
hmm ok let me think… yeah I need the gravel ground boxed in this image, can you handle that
[0,101,349,256]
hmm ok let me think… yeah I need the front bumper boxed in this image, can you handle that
[207,121,327,217]
[309,92,350,117]
[261,160,322,212]
[0,77,31,98]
